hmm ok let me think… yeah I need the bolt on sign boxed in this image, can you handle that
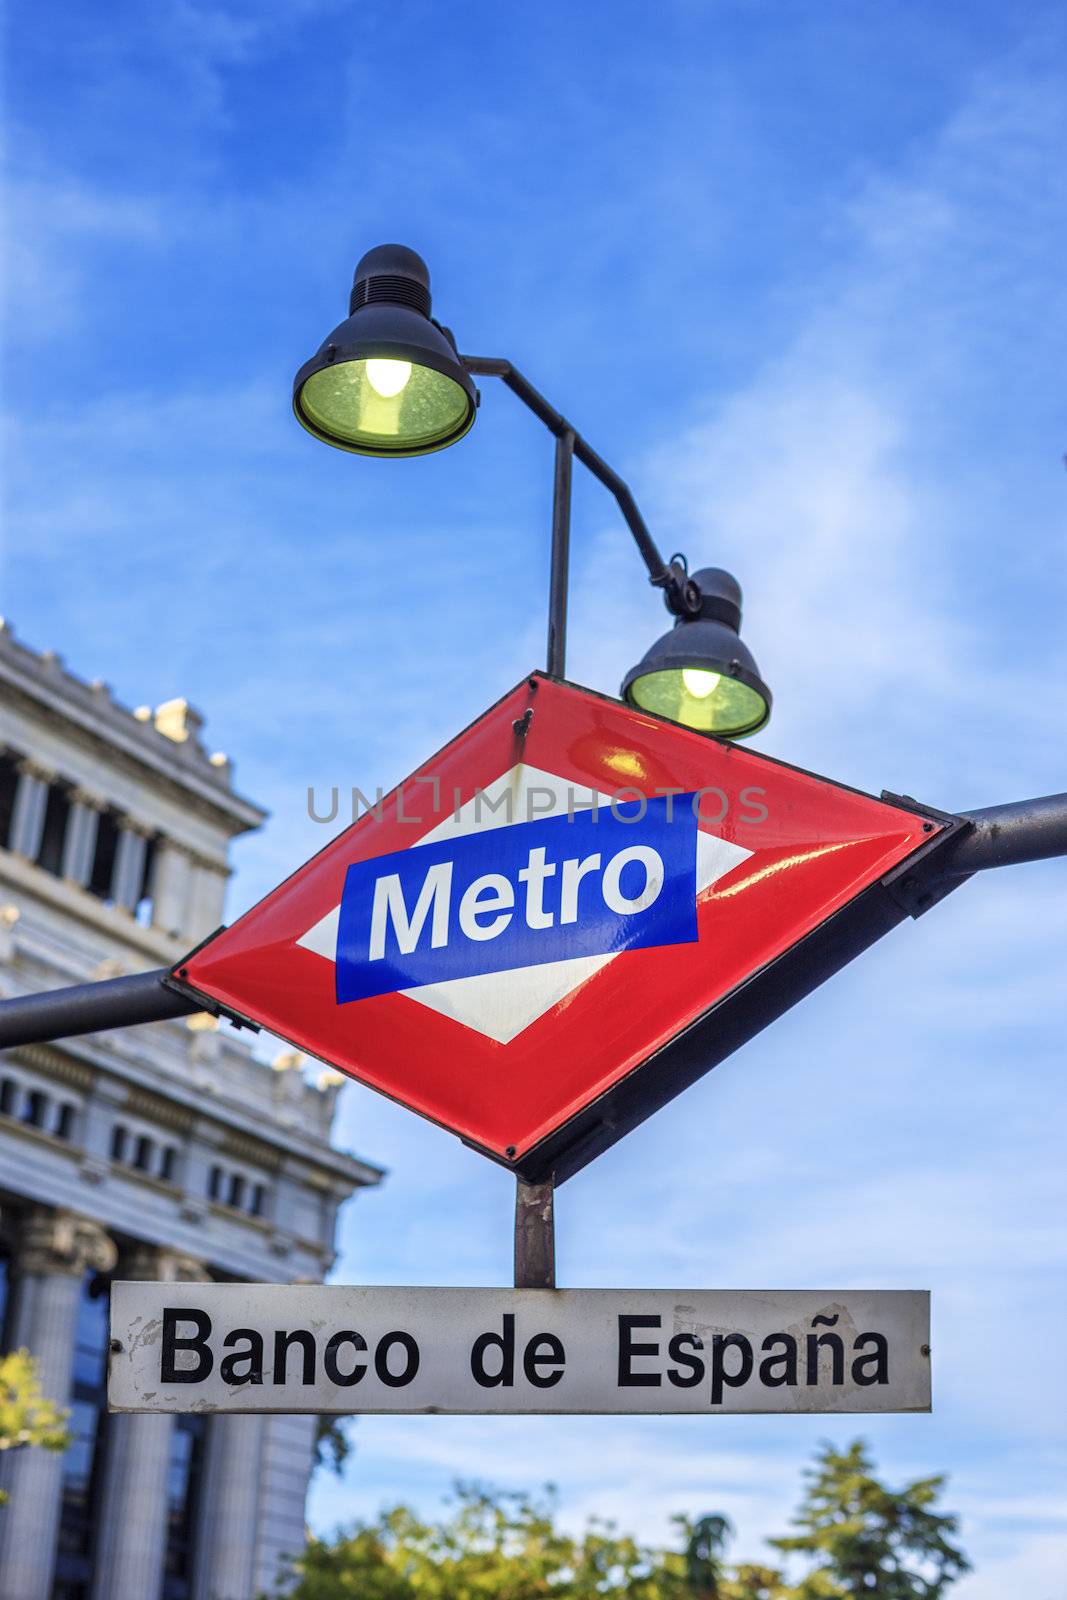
[168,674,958,1183]
[109,1284,931,1416]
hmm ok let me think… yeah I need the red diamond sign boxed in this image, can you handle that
[170,675,957,1182]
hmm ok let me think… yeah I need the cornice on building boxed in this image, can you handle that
[0,848,186,967]
[0,619,266,836]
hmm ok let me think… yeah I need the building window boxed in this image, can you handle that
[55,1102,75,1140]
[87,810,120,903]
[135,834,158,927]
[22,1089,48,1128]
[162,1413,206,1600]
[0,1077,17,1117]
[133,1134,154,1172]
[209,1161,270,1217]
[160,1145,176,1183]
[0,752,20,850]
[54,1273,111,1595]
[35,782,72,877]
[110,1124,128,1162]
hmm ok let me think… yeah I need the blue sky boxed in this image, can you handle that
[3,1,1065,1592]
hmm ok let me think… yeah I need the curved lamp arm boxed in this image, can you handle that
[461,356,697,676]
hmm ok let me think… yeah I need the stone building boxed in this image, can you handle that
[0,621,383,1600]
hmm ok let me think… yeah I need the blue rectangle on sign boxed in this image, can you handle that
[335,795,699,1004]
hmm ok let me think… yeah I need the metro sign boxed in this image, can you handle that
[169,675,959,1182]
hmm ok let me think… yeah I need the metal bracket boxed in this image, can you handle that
[879,797,972,919]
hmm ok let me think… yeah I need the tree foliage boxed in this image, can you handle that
[768,1441,970,1599]
[0,1350,69,1506]
[721,1567,793,1600]
[272,1441,969,1600]
[313,1413,353,1478]
[677,1514,734,1598]
[275,1483,689,1599]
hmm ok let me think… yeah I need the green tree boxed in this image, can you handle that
[674,1514,734,1598]
[312,1414,353,1478]
[274,1482,686,1599]
[722,1567,791,1600]
[270,1443,969,1600]
[0,1350,69,1504]
[768,1441,969,1599]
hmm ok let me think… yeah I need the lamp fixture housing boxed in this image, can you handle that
[621,567,772,739]
[293,245,479,457]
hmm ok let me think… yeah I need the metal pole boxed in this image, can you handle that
[460,356,676,591]
[0,969,201,1049]
[547,430,574,677]
[514,1178,556,1289]
[943,792,1067,876]
[2,795,1063,1054]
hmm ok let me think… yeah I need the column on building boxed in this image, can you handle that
[0,902,20,980]
[185,854,230,942]
[150,839,194,937]
[76,1079,128,1185]
[179,1112,224,1223]
[90,1248,212,1600]
[252,1413,319,1595]
[0,1209,117,1600]
[8,760,52,861]
[59,788,103,886]
[193,1411,267,1600]
[111,819,150,911]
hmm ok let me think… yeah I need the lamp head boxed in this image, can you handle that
[621,567,771,739]
[293,244,478,457]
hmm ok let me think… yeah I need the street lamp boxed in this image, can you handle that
[292,243,772,740]
[292,245,478,457]
[621,568,771,739]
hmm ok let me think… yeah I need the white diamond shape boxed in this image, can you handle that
[297,763,751,1044]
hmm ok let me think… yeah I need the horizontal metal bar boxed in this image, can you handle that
[460,355,673,587]
[943,792,1067,876]
[0,970,201,1050]
[461,356,568,436]
[5,800,1056,1059]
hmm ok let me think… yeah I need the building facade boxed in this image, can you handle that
[0,621,383,1600]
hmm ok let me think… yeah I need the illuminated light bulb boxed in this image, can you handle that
[365,359,413,398]
[681,668,722,699]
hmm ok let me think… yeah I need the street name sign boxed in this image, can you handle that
[169,674,957,1181]
[109,1283,930,1416]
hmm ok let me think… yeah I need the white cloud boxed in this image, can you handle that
[955,1531,1067,1600]
[566,47,1067,806]
[1,170,165,338]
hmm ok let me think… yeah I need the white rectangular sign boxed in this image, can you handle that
[109,1284,930,1415]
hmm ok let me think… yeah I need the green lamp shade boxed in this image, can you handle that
[621,576,772,741]
[298,357,475,457]
[293,246,479,459]
[627,666,769,737]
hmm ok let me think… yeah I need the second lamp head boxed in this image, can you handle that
[621,568,772,739]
